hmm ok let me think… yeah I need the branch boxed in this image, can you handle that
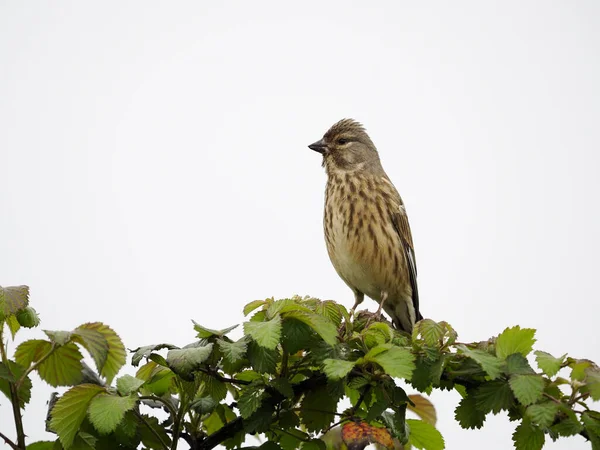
[0,431,19,450]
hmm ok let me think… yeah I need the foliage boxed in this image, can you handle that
[1,286,599,450]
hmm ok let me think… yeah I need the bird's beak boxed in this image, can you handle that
[308,139,328,154]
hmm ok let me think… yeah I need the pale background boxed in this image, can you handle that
[1,2,599,449]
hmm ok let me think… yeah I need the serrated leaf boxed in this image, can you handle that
[243,299,266,316]
[474,381,514,414]
[193,321,238,339]
[534,351,565,378]
[37,342,84,387]
[512,421,545,450]
[0,285,29,315]
[300,384,340,432]
[282,318,318,354]
[459,346,503,379]
[272,377,294,398]
[190,395,218,414]
[88,393,137,434]
[526,402,559,428]
[7,314,21,338]
[414,320,445,347]
[496,326,536,360]
[138,414,172,449]
[316,300,344,326]
[130,343,178,367]
[586,369,600,401]
[454,394,486,429]
[406,419,444,450]
[14,339,53,368]
[50,384,105,448]
[166,344,213,378]
[244,315,282,350]
[247,340,279,374]
[238,385,266,418]
[366,346,415,379]
[282,310,337,347]
[0,362,15,382]
[72,327,109,374]
[0,360,32,407]
[116,374,145,396]
[408,394,437,425]
[509,375,545,405]
[322,359,355,380]
[505,353,535,375]
[198,371,228,401]
[76,323,125,384]
[217,337,247,364]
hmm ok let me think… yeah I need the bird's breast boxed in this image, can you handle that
[323,175,408,301]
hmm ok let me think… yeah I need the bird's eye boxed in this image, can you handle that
[337,138,348,145]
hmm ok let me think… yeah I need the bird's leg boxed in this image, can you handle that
[349,291,364,317]
[375,291,388,319]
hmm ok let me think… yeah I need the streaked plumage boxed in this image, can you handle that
[309,119,422,333]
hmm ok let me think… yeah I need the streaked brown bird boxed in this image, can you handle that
[309,119,422,333]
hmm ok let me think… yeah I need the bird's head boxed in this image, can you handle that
[308,119,381,173]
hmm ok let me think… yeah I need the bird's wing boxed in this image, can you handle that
[391,205,422,321]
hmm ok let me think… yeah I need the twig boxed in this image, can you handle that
[0,327,26,449]
[0,431,19,450]
[196,368,250,386]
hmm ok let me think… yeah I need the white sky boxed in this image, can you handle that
[1,2,599,449]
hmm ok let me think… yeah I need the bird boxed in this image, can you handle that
[308,119,422,333]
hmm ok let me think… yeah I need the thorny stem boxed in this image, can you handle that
[0,326,26,450]
[0,431,19,450]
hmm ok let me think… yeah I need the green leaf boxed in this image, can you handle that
[238,385,266,418]
[138,414,172,449]
[454,394,486,429]
[586,369,600,401]
[281,318,318,354]
[244,315,282,350]
[512,421,545,450]
[190,396,218,414]
[72,327,109,374]
[0,362,15,382]
[505,353,535,375]
[0,360,32,407]
[0,285,29,315]
[26,441,55,450]
[198,372,228,401]
[76,323,126,385]
[166,344,213,378]
[300,383,340,432]
[15,339,52,368]
[6,314,21,338]
[366,346,415,379]
[88,393,137,434]
[38,342,84,387]
[282,310,337,347]
[243,299,266,316]
[116,374,145,396]
[496,326,536,360]
[414,319,445,347]
[130,343,178,367]
[406,419,444,450]
[526,402,559,428]
[534,351,565,378]
[272,377,294,398]
[459,346,503,379]
[316,300,345,326]
[509,375,545,406]
[474,381,515,414]
[247,340,279,374]
[217,337,247,364]
[193,321,238,339]
[50,384,105,448]
[322,359,355,380]
[44,330,72,346]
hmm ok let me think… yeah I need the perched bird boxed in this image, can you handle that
[309,119,422,333]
